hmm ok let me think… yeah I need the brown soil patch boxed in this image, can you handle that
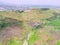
[0,25,28,45]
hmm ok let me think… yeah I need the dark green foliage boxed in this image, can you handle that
[0,18,23,30]
[32,24,44,31]
[0,20,12,30]
[40,8,49,11]
[15,10,24,13]
[37,8,49,14]
[35,25,43,29]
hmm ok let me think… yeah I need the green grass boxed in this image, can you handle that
[7,39,23,45]
[57,40,60,45]
[46,18,60,26]
[29,31,41,45]
[0,43,2,45]
[45,17,60,30]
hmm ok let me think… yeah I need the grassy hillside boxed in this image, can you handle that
[0,8,60,45]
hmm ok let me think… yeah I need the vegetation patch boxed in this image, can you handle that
[29,32,41,45]
[7,39,23,45]
[57,40,60,45]
[0,18,23,30]
[45,17,60,30]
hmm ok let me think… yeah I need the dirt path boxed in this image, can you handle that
[23,31,35,45]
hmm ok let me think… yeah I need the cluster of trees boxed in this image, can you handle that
[15,10,24,13]
[0,20,10,29]
[40,8,50,11]
[0,18,23,30]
